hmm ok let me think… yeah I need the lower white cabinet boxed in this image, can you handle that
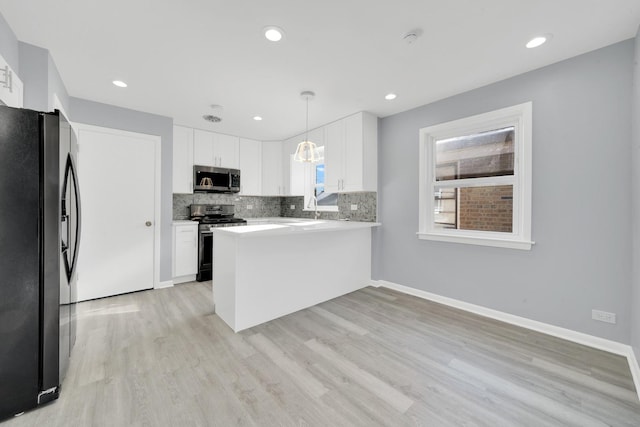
[173,222,198,283]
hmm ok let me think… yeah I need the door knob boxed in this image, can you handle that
[145,221,152,227]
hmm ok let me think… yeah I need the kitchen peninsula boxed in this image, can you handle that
[212,219,380,332]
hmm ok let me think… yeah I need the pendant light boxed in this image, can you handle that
[293,91,319,163]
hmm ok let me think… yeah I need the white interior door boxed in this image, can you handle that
[76,125,158,301]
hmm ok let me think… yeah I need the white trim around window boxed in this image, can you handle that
[417,102,534,250]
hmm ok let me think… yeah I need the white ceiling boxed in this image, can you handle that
[1,0,638,141]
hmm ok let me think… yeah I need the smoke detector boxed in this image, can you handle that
[203,104,224,123]
[402,29,423,45]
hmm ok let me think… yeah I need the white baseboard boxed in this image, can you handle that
[371,279,640,402]
[155,280,174,289]
[172,275,197,285]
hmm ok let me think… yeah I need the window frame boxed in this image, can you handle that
[418,102,533,250]
[302,146,339,213]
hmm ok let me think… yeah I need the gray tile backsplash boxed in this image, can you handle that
[173,194,282,219]
[280,192,377,222]
[173,192,377,222]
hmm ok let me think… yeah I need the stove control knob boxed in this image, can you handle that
[145,221,152,227]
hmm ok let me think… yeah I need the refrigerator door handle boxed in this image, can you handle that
[62,153,81,282]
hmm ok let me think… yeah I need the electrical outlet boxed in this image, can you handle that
[290,205,295,210]
[592,309,616,324]
[246,204,253,210]
[351,204,358,211]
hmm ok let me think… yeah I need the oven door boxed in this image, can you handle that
[197,229,213,281]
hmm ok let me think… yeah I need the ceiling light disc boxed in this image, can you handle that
[526,34,552,49]
[264,26,284,42]
[112,80,127,88]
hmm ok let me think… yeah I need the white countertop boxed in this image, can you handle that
[211,218,380,237]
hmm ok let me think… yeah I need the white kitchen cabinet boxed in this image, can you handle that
[239,138,262,195]
[215,133,240,168]
[324,112,377,193]
[283,127,324,196]
[173,222,198,283]
[282,136,297,196]
[323,119,345,193]
[0,53,23,108]
[173,125,194,193]
[261,141,284,196]
[193,129,240,169]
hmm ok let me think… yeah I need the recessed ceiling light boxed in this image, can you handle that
[112,80,127,88]
[264,26,284,42]
[253,116,263,121]
[526,35,549,49]
[385,93,397,100]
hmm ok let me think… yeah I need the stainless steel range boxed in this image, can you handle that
[190,204,247,281]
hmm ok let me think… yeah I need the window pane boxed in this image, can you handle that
[433,185,513,233]
[435,127,514,181]
[434,188,456,228]
[314,162,337,206]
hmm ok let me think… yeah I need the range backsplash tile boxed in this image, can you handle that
[173,192,377,222]
[173,194,282,219]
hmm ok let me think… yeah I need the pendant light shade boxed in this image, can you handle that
[294,140,319,162]
[293,91,319,163]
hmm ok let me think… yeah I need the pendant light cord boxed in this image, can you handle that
[305,95,309,142]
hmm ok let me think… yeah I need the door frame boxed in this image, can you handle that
[72,123,162,290]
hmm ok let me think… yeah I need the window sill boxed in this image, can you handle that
[417,232,534,250]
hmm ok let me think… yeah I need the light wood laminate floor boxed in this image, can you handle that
[4,282,640,426]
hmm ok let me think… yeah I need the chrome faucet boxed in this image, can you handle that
[307,195,320,220]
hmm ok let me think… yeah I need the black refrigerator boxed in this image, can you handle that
[0,105,81,420]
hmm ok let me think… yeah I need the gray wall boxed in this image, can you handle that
[631,28,640,358]
[17,42,70,115]
[374,40,634,344]
[18,42,48,111]
[70,97,173,283]
[47,53,70,115]
[0,12,18,73]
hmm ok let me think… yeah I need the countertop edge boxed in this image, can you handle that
[212,220,381,238]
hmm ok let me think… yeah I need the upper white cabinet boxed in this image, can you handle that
[0,53,23,108]
[262,141,283,195]
[323,120,345,193]
[239,138,262,195]
[324,112,377,193]
[283,130,319,197]
[194,129,240,169]
[215,133,240,169]
[171,112,377,197]
[173,125,194,194]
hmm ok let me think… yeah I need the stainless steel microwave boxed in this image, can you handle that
[193,165,240,193]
